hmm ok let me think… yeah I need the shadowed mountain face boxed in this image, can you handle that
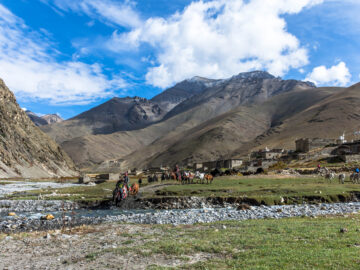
[0,80,77,178]
[56,71,319,169]
[26,111,48,126]
[26,111,63,126]
[151,76,221,112]
[41,78,219,144]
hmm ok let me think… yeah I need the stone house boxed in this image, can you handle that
[202,159,243,171]
[295,138,336,153]
[251,148,286,160]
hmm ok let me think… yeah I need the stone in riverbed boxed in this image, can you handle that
[41,214,55,220]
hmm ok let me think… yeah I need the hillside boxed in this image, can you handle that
[0,80,78,178]
[41,78,218,144]
[59,71,316,169]
[232,84,360,157]
[115,87,338,170]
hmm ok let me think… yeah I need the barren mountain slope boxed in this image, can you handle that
[232,84,359,157]
[41,97,166,144]
[151,76,220,112]
[42,78,216,144]
[0,80,77,178]
[116,87,338,170]
[62,72,314,169]
[164,71,315,120]
[26,111,48,126]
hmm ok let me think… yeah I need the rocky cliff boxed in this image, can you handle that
[0,79,78,178]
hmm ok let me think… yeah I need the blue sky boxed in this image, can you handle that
[0,0,359,119]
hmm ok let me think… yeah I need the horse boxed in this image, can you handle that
[112,183,129,206]
[183,171,195,184]
[147,175,153,183]
[338,173,346,184]
[170,172,177,180]
[204,174,213,184]
[130,183,139,195]
[350,173,360,184]
[325,172,335,182]
[195,171,205,184]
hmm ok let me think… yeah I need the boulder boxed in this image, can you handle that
[41,214,55,220]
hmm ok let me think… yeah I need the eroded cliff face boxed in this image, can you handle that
[0,79,78,178]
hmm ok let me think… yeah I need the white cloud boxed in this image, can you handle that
[111,0,323,88]
[0,4,126,105]
[43,0,141,28]
[305,61,351,86]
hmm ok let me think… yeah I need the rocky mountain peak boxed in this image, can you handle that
[42,114,63,125]
[231,71,276,80]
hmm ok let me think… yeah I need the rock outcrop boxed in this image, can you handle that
[0,79,78,178]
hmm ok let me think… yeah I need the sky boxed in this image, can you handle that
[0,0,359,119]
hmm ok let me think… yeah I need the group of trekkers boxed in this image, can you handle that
[317,163,359,174]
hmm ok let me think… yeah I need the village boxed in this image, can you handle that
[79,133,360,184]
[140,134,358,173]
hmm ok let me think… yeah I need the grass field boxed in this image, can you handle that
[131,215,360,269]
[149,176,360,205]
[3,214,357,269]
[4,175,360,205]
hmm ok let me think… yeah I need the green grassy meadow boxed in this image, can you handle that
[3,175,360,205]
[90,215,360,269]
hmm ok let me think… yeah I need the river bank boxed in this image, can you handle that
[1,200,360,233]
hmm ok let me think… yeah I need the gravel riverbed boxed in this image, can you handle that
[1,200,360,233]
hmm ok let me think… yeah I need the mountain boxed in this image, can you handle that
[41,96,166,144]
[26,111,48,126]
[115,86,337,170]
[232,84,360,157]
[57,71,316,169]
[42,114,63,125]
[151,76,221,111]
[42,77,221,144]
[0,79,78,178]
[26,111,63,126]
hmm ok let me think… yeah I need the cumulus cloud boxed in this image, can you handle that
[305,62,351,86]
[0,4,126,105]
[111,0,323,88]
[42,0,141,28]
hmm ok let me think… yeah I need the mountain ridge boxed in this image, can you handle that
[55,71,317,169]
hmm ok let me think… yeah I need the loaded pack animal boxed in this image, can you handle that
[350,173,360,184]
[204,174,214,184]
[325,172,335,182]
[320,167,335,182]
[181,171,195,184]
[147,174,158,183]
[195,171,205,184]
[338,173,346,184]
[112,183,139,206]
[170,172,176,180]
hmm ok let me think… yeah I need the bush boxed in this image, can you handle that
[268,161,287,171]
